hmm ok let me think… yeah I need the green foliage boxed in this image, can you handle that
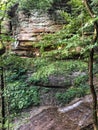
[30,64,55,83]
[0,0,18,57]
[3,55,39,112]
[91,0,98,14]
[3,54,32,70]
[33,25,94,59]
[0,0,18,20]
[0,42,4,50]
[56,85,89,104]
[74,75,88,87]
[56,68,89,104]
[41,87,51,93]
[3,54,88,112]
[5,83,40,111]
[1,0,97,116]
[28,58,87,84]
[19,0,66,12]
[19,0,53,12]
[0,119,13,130]
[0,0,8,20]
[31,0,98,60]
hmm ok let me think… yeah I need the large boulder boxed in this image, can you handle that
[31,71,86,88]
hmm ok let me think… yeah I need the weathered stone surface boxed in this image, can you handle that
[47,74,71,87]
[14,11,63,42]
[31,72,86,88]
[4,1,70,56]
[15,95,94,130]
[9,10,63,56]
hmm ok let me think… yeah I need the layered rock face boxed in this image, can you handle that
[4,0,70,57]
[18,11,62,40]
[10,10,63,57]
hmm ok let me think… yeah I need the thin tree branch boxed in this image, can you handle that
[83,0,95,18]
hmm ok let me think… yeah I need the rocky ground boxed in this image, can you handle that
[13,95,94,130]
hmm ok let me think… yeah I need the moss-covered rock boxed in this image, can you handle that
[28,58,88,88]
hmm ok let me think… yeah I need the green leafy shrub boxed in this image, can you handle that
[19,0,54,12]
[56,85,89,104]
[29,58,87,84]
[3,55,32,69]
[4,55,88,112]
[5,82,40,112]
[74,75,88,87]
[4,55,39,112]
[56,72,89,104]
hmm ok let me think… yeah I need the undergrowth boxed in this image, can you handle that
[29,58,87,84]
[3,55,89,112]
[56,84,90,104]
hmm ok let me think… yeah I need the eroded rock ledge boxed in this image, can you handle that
[14,95,94,130]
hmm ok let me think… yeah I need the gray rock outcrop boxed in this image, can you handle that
[15,95,94,130]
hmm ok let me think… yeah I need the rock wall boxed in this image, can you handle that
[4,0,71,57]
[10,10,64,57]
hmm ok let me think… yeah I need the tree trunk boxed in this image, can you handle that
[89,49,98,130]
[83,0,98,129]
[0,67,6,130]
